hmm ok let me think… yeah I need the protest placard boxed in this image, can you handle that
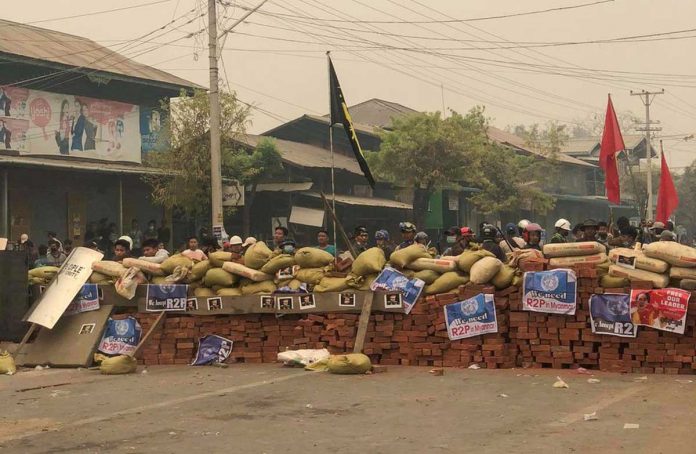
[522,269,577,315]
[589,293,637,338]
[145,284,188,311]
[64,284,100,316]
[629,288,690,334]
[371,266,425,314]
[444,293,498,340]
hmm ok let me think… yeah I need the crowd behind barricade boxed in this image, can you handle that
[12,214,692,270]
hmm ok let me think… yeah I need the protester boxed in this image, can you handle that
[550,219,571,244]
[479,224,507,262]
[442,227,476,256]
[47,231,63,252]
[45,239,67,266]
[580,219,599,242]
[523,223,543,251]
[659,230,677,242]
[181,237,207,261]
[316,229,336,257]
[619,225,638,248]
[226,236,245,263]
[352,226,370,255]
[517,219,530,237]
[17,233,37,267]
[118,235,133,251]
[139,238,170,264]
[112,239,131,263]
[395,222,417,251]
[242,237,256,254]
[279,238,297,255]
[273,226,288,250]
[572,223,585,242]
[375,229,394,260]
[63,239,73,255]
[414,231,437,257]
[143,219,158,241]
[129,219,143,255]
[34,245,50,268]
[85,240,101,252]
[443,226,460,252]
[650,221,665,242]
[597,221,610,242]
[502,223,525,251]
[202,237,221,255]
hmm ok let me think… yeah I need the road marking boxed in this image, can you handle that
[0,371,307,443]
[548,383,644,427]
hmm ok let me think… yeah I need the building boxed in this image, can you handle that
[0,20,198,251]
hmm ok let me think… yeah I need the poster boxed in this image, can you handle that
[522,269,577,315]
[98,316,142,355]
[629,288,690,334]
[64,284,100,316]
[145,284,188,311]
[140,106,165,152]
[0,85,141,162]
[371,266,425,314]
[589,293,637,338]
[191,335,233,365]
[444,293,498,340]
[25,247,104,329]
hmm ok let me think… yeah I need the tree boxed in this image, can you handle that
[619,159,659,218]
[571,110,640,138]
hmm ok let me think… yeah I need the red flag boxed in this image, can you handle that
[655,151,678,223]
[599,95,625,204]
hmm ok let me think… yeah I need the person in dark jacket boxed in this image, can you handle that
[375,229,394,260]
[479,224,507,262]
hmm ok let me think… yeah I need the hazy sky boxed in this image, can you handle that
[5,0,696,168]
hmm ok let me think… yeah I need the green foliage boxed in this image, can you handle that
[227,137,284,187]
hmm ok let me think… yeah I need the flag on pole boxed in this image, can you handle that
[655,150,678,223]
[328,56,375,188]
[599,94,625,204]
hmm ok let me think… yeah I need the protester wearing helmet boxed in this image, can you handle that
[523,223,543,251]
[550,218,571,244]
[352,226,370,255]
[394,222,417,251]
[374,229,394,260]
[517,219,530,236]
[442,226,476,257]
[415,231,438,257]
[580,219,599,241]
[499,222,526,254]
[479,224,507,262]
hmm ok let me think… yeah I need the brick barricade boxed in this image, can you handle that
[129,270,696,374]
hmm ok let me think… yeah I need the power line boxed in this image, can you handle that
[19,0,173,25]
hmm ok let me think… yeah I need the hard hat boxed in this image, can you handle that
[399,221,417,233]
[554,219,571,231]
[650,221,665,230]
[518,219,530,229]
[460,227,474,237]
[480,224,497,240]
[525,223,542,232]
[414,231,429,243]
[375,229,390,241]
[229,235,243,245]
[242,237,257,247]
[354,225,369,235]
[445,226,460,236]
[505,223,517,235]
[118,235,133,250]
[581,219,598,229]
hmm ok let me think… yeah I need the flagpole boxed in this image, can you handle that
[327,51,338,253]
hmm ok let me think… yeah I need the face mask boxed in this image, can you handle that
[282,246,295,254]
[446,236,456,244]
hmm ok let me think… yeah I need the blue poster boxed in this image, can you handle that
[371,266,425,314]
[444,293,498,340]
[64,284,100,315]
[145,284,188,311]
[98,316,142,355]
[191,335,234,366]
[522,269,577,315]
[589,293,636,338]
[140,107,165,152]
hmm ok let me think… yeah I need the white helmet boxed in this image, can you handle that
[517,219,530,230]
[555,218,571,231]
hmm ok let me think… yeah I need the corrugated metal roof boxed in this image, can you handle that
[302,191,412,209]
[0,154,166,175]
[0,19,199,90]
[238,134,363,175]
[560,138,600,156]
[322,98,418,129]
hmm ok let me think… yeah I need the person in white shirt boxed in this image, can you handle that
[181,236,207,261]
[139,238,170,264]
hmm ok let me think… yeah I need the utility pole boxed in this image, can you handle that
[208,0,223,232]
[631,89,664,220]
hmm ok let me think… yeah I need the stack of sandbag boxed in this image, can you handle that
[294,247,337,292]
[644,242,696,289]
[422,249,515,295]
[27,266,60,285]
[606,246,669,288]
[345,247,386,291]
[543,241,608,268]
[91,261,128,285]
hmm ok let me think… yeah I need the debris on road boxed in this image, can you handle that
[587,378,601,384]
[468,364,481,370]
[553,376,569,388]
[429,368,444,376]
[623,423,640,429]
[584,412,598,421]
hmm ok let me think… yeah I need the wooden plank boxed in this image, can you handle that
[130,310,166,358]
[353,291,374,353]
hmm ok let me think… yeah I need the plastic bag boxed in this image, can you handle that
[115,267,139,300]
[278,348,330,367]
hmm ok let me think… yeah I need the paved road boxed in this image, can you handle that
[0,364,693,453]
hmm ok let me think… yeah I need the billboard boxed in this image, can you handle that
[0,85,141,163]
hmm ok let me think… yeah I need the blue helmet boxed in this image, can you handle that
[505,223,517,235]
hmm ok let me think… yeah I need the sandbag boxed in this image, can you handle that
[389,244,430,268]
[204,268,238,287]
[244,241,273,269]
[511,275,523,287]
[608,264,669,289]
[491,265,516,290]
[644,242,696,267]
[413,269,440,285]
[0,350,16,375]
[680,279,696,290]
[122,258,165,276]
[115,267,140,300]
[407,258,456,273]
[92,261,127,278]
[287,279,303,291]
[608,248,669,274]
[28,266,60,279]
[314,276,349,293]
[88,271,113,284]
[100,354,137,375]
[549,253,607,267]
[150,276,168,285]
[351,247,386,276]
[209,251,233,267]
[600,274,629,288]
[241,280,277,295]
[260,254,296,275]
[345,273,377,291]
[295,268,326,285]
[670,266,696,281]
[542,241,604,258]
[188,260,211,282]
[217,287,243,296]
[457,249,494,273]
[294,247,334,269]
[160,255,194,275]
[426,271,470,295]
[222,261,273,282]
[194,287,217,297]
[470,257,503,284]
[327,353,372,374]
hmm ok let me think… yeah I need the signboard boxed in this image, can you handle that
[97,316,142,355]
[140,106,165,152]
[371,266,425,315]
[0,85,141,162]
[222,182,244,207]
[145,284,188,311]
[589,293,637,338]
[522,269,577,315]
[289,206,325,227]
[64,284,100,316]
[444,293,498,340]
[25,247,104,329]
[629,288,690,334]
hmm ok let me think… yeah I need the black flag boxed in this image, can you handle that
[328,56,375,188]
